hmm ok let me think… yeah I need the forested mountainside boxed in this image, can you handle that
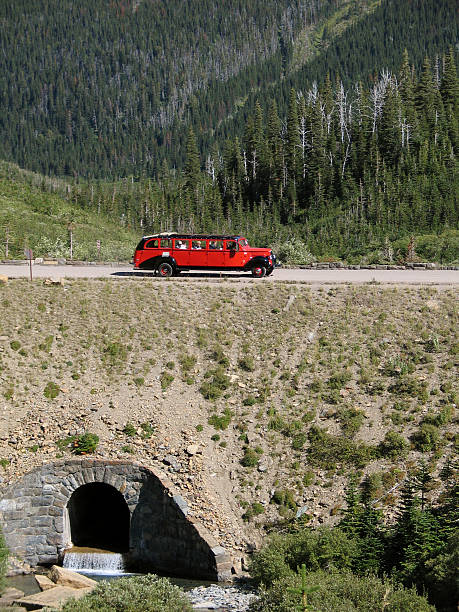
[1,47,458,262]
[0,0,457,178]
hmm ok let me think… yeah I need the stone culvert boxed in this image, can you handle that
[0,459,232,580]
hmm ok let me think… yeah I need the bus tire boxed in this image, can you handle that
[157,262,173,277]
[251,265,266,278]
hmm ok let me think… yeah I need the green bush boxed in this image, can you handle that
[199,367,230,400]
[307,426,375,469]
[43,381,60,399]
[57,574,192,611]
[249,527,358,588]
[123,422,137,436]
[411,424,440,452]
[338,408,365,436]
[243,501,265,521]
[273,238,314,265]
[378,431,409,459]
[241,446,263,467]
[238,355,255,372]
[102,341,129,365]
[57,432,99,455]
[271,489,296,510]
[208,408,232,430]
[160,371,174,390]
[249,569,434,612]
[328,370,352,390]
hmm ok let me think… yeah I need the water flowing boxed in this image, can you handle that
[63,550,126,574]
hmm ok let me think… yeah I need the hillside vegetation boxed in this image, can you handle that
[0,0,457,176]
[0,281,456,591]
[0,162,137,261]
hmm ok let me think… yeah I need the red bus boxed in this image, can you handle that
[133,233,276,277]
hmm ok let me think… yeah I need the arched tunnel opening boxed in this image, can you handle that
[67,482,130,553]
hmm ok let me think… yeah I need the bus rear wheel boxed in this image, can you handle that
[157,262,173,277]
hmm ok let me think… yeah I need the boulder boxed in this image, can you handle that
[48,565,97,589]
[0,587,25,605]
[0,275,8,285]
[35,574,56,591]
[15,585,93,610]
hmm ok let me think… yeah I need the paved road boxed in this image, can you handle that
[1,263,458,284]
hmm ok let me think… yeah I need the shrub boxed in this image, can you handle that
[58,574,192,612]
[179,353,197,372]
[273,238,314,265]
[389,376,428,401]
[43,381,60,399]
[242,502,265,521]
[102,341,128,365]
[57,432,99,455]
[307,426,375,469]
[208,408,232,430]
[209,346,229,367]
[271,489,296,510]
[378,431,409,459]
[123,422,137,437]
[411,424,440,452]
[338,408,365,437]
[291,433,307,450]
[249,570,434,612]
[133,377,144,387]
[9,340,20,351]
[328,370,352,390]
[160,371,174,390]
[250,527,358,588]
[238,356,255,372]
[241,446,263,467]
[199,367,230,400]
[140,422,155,438]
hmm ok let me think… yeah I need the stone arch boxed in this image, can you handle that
[66,482,130,552]
[0,459,232,580]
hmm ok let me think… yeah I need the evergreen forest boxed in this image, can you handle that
[249,459,458,611]
[0,0,458,261]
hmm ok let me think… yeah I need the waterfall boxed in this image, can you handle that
[63,551,126,574]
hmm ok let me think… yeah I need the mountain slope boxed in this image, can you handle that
[0,0,457,177]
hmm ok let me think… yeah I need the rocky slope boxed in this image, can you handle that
[0,278,457,562]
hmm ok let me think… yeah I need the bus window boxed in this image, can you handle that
[209,240,223,250]
[145,239,159,249]
[174,239,189,250]
[192,240,206,250]
[239,239,248,247]
[225,240,238,251]
[160,238,173,248]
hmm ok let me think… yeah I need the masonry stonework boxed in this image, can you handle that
[0,459,232,580]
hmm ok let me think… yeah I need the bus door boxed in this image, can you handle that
[224,240,240,267]
[189,239,207,268]
[207,240,225,268]
[173,239,190,266]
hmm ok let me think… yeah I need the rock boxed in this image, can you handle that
[0,275,8,285]
[296,505,308,519]
[48,565,97,589]
[15,585,93,610]
[35,574,55,591]
[0,587,25,605]
[163,454,181,471]
[186,444,200,456]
